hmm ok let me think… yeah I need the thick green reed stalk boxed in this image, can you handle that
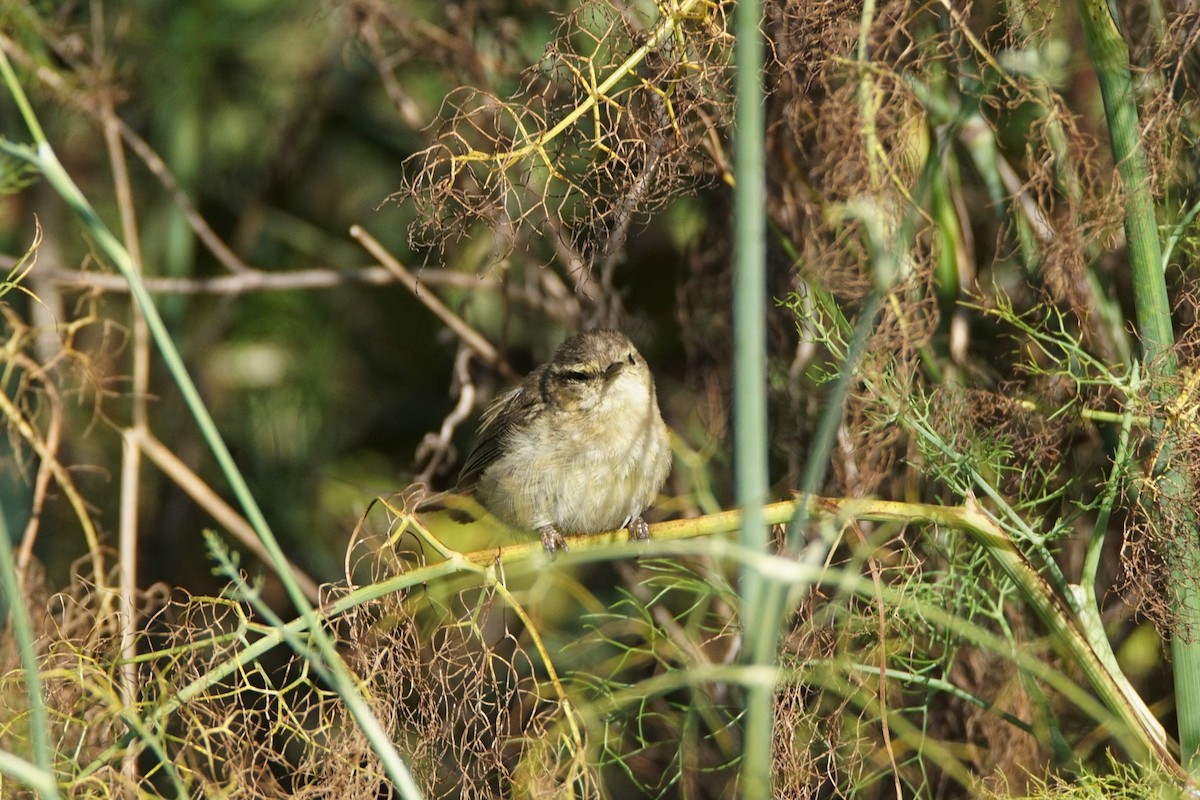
[1078,0,1200,771]
[730,0,771,787]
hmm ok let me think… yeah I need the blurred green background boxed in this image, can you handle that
[0,0,717,595]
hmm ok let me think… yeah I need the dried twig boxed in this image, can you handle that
[134,430,322,603]
[40,263,496,295]
[414,346,478,484]
[350,225,519,382]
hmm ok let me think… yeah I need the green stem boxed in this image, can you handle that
[731,0,770,783]
[1078,0,1200,771]
[0,498,61,798]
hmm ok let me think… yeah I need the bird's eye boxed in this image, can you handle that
[626,353,636,365]
[560,370,590,382]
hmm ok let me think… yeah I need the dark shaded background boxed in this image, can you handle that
[0,0,723,596]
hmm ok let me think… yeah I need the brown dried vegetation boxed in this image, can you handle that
[3,0,1200,797]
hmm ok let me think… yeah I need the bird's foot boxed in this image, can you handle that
[627,516,651,543]
[538,525,568,555]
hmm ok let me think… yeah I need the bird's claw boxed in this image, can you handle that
[627,516,651,542]
[539,525,568,555]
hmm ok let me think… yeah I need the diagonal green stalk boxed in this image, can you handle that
[1077,4,1171,358]
[1078,0,1200,771]
[0,48,424,798]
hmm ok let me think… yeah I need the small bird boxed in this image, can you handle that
[457,329,672,554]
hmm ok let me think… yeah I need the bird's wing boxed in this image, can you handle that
[456,369,543,490]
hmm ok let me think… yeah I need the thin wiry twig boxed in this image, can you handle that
[14,354,62,579]
[414,346,477,484]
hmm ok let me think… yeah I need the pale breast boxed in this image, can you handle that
[476,370,670,534]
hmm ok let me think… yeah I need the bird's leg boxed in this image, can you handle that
[627,515,651,542]
[538,524,568,555]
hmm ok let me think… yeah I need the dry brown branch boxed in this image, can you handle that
[39,263,493,295]
[134,429,321,604]
[350,224,519,382]
[13,353,63,579]
[99,64,152,787]
[0,558,171,793]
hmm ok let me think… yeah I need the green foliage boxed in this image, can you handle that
[2,0,1200,798]
[0,152,38,198]
[983,755,1188,799]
